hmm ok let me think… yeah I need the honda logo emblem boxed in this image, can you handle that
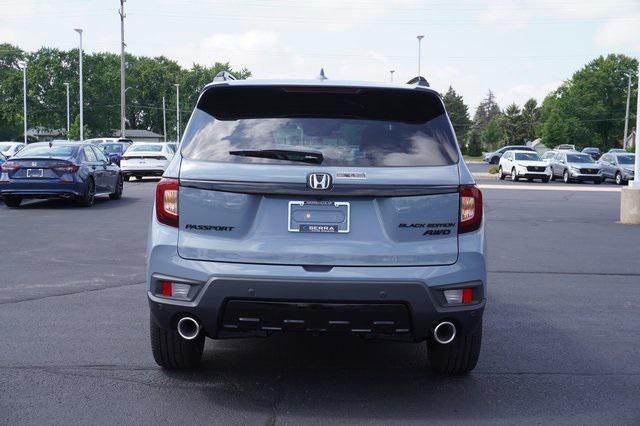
[307,173,333,190]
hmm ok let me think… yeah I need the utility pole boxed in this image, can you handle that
[74,28,84,141]
[417,35,424,77]
[20,62,27,144]
[119,0,126,138]
[64,82,70,138]
[162,96,167,142]
[390,70,395,83]
[175,84,180,143]
[623,71,632,149]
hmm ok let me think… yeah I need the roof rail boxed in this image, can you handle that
[407,76,430,87]
[213,71,237,82]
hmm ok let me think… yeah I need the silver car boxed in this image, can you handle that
[549,151,602,184]
[599,153,635,185]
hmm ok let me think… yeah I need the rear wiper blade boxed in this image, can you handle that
[229,149,323,164]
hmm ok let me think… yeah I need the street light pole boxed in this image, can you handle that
[74,28,84,141]
[623,71,632,149]
[417,35,424,77]
[64,82,70,138]
[175,83,180,143]
[119,0,126,138]
[162,96,167,142]
[19,62,27,144]
[390,70,395,83]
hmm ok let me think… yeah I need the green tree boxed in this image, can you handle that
[68,115,91,140]
[466,128,482,156]
[473,90,501,133]
[500,103,524,144]
[0,43,250,141]
[521,98,540,141]
[481,117,505,151]
[538,54,638,150]
[442,86,472,150]
[0,43,25,140]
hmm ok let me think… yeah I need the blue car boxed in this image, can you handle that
[0,141,123,208]
[98,141,132,166]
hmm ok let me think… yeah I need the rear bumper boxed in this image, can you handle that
[0,180,85,198]
[147,240,487,342]
[122,169,165,176]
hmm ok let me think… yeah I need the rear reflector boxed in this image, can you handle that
[158,280,191,300]
[458,185,483,234]
[155,178,179,227]
[443,288,475,305]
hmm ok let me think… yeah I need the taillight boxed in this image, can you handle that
[1,161,21,172]
[156,178,179,227]
[51,163,80,173]
[458,185,483,234]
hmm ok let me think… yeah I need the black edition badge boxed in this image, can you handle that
[399,223,455,236]
[185,224,235,232]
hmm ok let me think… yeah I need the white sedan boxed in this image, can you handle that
[120,143,174,181]
[0,141,26,158]
[498,150,550,182]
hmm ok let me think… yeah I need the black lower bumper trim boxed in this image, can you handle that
[221,300,412,334]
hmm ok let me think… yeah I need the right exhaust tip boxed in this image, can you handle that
[177,316,200,340]
[433,321,456,344]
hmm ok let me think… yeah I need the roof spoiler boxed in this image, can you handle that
[213,71,237,82]
[407,76,430,87]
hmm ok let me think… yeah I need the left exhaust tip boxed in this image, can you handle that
[177,316,200,340]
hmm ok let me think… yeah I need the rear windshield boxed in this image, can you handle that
[181,86,459,167]
[128,144,162,152]
[515,152,540,161]
[101,143,125,153]
[13,144,78,159]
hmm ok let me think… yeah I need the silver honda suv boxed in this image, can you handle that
[147,76,487,374]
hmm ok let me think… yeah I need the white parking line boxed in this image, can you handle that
[478,184,621,192]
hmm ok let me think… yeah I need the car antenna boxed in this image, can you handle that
[49,140,52,148]
[317,68,328,81]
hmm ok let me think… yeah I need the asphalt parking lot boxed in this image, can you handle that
[1,177,639,424]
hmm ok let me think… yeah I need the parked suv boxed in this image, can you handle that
[497,150,550,182]
[599,153,635,185]
[549,151,602,183]
[147,79,486,374]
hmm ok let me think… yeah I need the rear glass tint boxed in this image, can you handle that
[181,86,459,167]
[14,144,78,158]
[129,144,162,152]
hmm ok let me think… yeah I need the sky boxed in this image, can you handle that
[1,0,639,114]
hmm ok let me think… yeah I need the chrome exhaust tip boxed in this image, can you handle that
[433,321,456,345]
[177,316,200,340]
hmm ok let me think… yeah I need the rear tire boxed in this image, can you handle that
[78,178,95,207]
[427,323,482,375]
[150,317,204,369]
[109,175,123,200]
[3,195,22,208]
